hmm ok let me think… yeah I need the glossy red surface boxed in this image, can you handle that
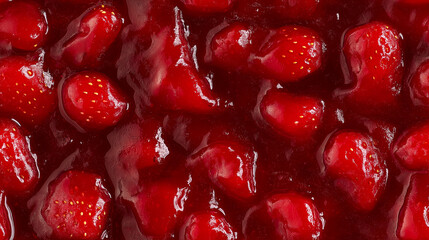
[1,0,429,239]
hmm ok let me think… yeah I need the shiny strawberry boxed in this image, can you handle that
[131,180,190,237]
[322,130,388,211]
[117,5,221,113]
[243,193,323,240]
[338,22,403,113]
[51,4,122,68]
[187,141,257,200]
[61,71,128,131]
[409,60,429,108]
[253,26,324,82]
[0,1,48,51]
[393,122,429,170]
[0,119,39,194]
[35,171,111,240]
[107,117,169,171]
[398,174,429,239]
[206,23,254,70]
[179,210,236,240]
[0,56,56,126]
[259,89,324,140]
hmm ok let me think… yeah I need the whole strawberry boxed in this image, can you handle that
[0,119,38,194]
[0,56,56,126]
[253,26,324,82]
[31,170,111,240]
[339,22,403,113]
[61,71,128,131]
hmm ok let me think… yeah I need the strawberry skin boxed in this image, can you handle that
[398,174,429,240]
[179,210,236,240]
[117,4,221,114]
[0,119,38,194]
[259,89,324,140]
[61,71,128,131]
[254,26,324,82]
[393,122,429,170]
[40,171,111,240]
[322,131,388,211]
[340,22,403,112]
[0,1,48,51]
[187,141,257,200]
[51,4,122,68]
[0,56,56,126]
[132,180,190,237]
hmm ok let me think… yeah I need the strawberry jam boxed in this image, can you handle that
[1,0,429,239]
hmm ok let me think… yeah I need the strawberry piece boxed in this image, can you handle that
[322,131,387,211]
[107,117,170,171]
[132,180,190,237]
[0,119,38,194]
[339,22,403,112]
[180,0,235,13]
[0,191,11,240]
[259,89,324,140]
[398,174,429,239]
[253,26,324,82]
[393,123,429,170]
[39,171,111,240]
[271,0,321,20]
[51,4,122,68]
[0,1,48,51]
[265,193,323,240]
[179,210,236,240]
[409,60,429,107]
[187,141,257,200]
[206,23,254,70]
[243,193,323,240]
[61,71,128,131]
[118,5,221,113]
[0,56,56,126]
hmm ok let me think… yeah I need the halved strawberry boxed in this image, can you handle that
[0,56,56,126]
[131,180,190,237]
[338,22,403,113]
[187,141,257,200]
[179,210,236,240]
[50,4,122,68]
[61,71,128,131]
[0,1,48,51]
[36,170,111,240]
[253,26,324,82]
[0,119,38,194]
[259,89,324,140]
[322,130,388,211]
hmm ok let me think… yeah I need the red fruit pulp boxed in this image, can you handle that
[0,0,429,239]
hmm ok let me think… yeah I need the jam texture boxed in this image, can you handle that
[0,0,429,239]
